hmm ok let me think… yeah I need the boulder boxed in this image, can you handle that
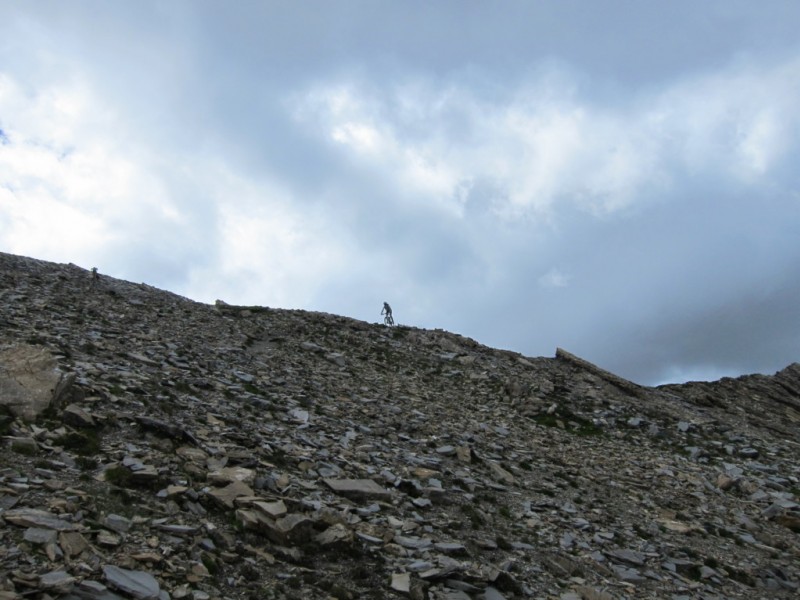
[0,344,74,421]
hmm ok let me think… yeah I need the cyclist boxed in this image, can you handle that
[381,302,394,326]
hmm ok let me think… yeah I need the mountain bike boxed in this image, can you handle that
[383,314,394,326]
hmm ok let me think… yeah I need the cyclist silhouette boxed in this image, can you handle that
[381,302,394,326]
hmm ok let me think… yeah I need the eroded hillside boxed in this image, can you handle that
[0,252,798,600]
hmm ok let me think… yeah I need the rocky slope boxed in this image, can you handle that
[0,251,798,600]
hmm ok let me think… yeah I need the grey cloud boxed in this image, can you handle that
[179,1,800,87]
[620,269,800,385]
[3,1,800,386]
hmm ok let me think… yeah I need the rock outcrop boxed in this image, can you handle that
[0,251,798,599]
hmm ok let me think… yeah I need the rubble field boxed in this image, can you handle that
[0,252,798,600]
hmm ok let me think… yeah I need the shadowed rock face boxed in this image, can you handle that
[0,250,798,599]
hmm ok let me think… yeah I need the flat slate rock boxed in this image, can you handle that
[23,527,58,544]
[323,478,391,498]
[606,549,647,566]
[71,580,126,600]
[102,566,160,600]
[39,570,76,591]
[394,535,433,550]
[390,572,411,593]
[3,508,79,531]
[208,480,255,509]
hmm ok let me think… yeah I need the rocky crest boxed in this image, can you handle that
[0,251,798,600]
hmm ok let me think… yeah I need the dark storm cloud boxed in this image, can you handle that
[467,183,800,384]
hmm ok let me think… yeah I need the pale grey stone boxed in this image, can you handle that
[103,514,132,533]
[606,549,646,566]
[39,570,76,591]
[3,508,78,531]
[390,572,410,593]
[612,565,646,583]
[434,542,467,555]
[23,527,58,544]
[315,523,353,546]
[103,565,160,600]
[0,344,74,421]
[62,403,95,427]
[394,535,433,550]
[70,579,126,600]
[440,591,470,600]
[323,478,391,499]
[326,353,346,367]
[207,480,254,509]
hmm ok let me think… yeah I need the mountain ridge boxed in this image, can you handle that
[0,251,798,599]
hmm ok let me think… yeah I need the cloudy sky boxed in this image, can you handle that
[2,1,800,385]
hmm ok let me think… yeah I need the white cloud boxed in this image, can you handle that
[0,74,222,280]
[331,121,382,153]
[0,184,113,260]
[293,79,654,220]
[736,109,782,178]
[0,75,180,265]
[0,65,358,309]
[176,165,349,308]
[538,267,570,289]
[293,85,463,216]
[652,56,800,180]
[292,56,800,223]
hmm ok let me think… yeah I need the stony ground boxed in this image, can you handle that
[0,251,798,600]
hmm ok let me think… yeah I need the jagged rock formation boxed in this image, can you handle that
[0,251,798,600]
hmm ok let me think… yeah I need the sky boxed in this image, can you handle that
[1,1,800,386]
